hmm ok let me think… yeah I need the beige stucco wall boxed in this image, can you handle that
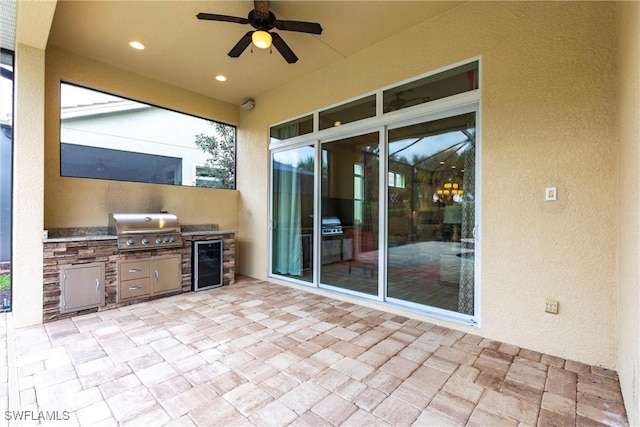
[238,2,619,368]
[617,2,640,425]
[44,48,240,231]
[12,44,46,327]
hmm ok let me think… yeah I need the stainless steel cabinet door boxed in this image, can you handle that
[60,262,105,313]
[152,255,181,295]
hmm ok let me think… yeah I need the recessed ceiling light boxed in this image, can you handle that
[215,75,227,82]
[129,41,145,50]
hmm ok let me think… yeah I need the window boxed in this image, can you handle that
[270,115,313,143]
[354,163,364,224]
[319,94,376,130]
[388,171,405,188]
[383,61,479,113]
[270,60,480,143]
[59,82,236,189]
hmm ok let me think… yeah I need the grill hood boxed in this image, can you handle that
[109,213,183,251]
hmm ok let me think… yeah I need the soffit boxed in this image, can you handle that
[47,1,463,106]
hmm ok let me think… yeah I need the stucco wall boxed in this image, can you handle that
[44,47,240,231]
[617,2,640,425]
[238,2,619,368]
[12,44,46,327]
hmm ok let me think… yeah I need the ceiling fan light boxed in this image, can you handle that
[252,30,272,49]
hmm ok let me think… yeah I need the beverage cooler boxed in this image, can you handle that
[193,240,223,291]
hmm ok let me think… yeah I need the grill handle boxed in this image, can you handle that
[120,228,179,235]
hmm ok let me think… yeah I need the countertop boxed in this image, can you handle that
[43,225,235,243]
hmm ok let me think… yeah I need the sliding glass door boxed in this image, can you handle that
[271,146,315,282]
[269,59,481,322]
[319,133,379,296]
[387,112,476,315]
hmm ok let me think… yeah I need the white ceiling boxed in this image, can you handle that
[47,1,463,107]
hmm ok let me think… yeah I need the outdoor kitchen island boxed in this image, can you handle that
[42,225,235,322]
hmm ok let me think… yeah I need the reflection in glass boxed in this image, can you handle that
[272,146,315,282]
[319,95,376,130]
[387,113,476,314]
[383,61,478,113]
[320,133,379,296]
[270,115,314,143]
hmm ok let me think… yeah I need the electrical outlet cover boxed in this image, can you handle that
[545,298,559,314]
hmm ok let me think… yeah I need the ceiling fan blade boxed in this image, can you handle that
[271,33,298,64]
[274,20,322,35]
[228,31,254,58]
[196,12,249,25]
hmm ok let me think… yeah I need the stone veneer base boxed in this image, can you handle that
[43,232,235,322]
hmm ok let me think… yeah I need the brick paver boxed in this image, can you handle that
[0,277,630,426]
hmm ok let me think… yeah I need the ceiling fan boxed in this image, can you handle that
[196,0,323,64]
[384,90,429,113]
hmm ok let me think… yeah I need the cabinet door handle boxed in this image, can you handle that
[96,278,100,292]
[128,268,142,273]
[154,271,159,282]
[128,285,142,291]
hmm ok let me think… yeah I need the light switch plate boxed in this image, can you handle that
[545,187,557,201]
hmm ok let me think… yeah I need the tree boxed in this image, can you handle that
[194,122,236,189]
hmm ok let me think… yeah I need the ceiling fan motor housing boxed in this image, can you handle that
[248,10,276,31]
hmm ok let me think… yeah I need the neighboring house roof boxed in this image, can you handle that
[61,99,149,120]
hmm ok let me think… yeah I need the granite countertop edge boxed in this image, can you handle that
[43,226,235,243]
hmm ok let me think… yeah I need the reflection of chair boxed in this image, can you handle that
[348,230,377,276]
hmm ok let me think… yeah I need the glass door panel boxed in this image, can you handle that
[387,113,476,314]
[320,133,379,296]
[271,146,315,282]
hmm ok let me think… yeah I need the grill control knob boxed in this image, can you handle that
[156,237,162,244]
[126,238,135,246]
[141,238,149,245]
[169,236,175,242]
[163,237,170,243]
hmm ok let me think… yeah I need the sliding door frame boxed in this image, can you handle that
[268,58,482,326]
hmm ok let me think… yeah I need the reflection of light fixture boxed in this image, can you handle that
[252,30,272,49]
[434,180,463,203]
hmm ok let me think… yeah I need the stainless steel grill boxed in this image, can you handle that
[321,216,343,236]
[109,213,183,251]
